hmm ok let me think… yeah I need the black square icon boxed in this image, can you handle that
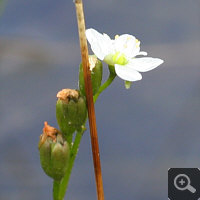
[168,168,200,200]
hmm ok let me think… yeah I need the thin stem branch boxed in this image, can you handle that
[94,67,116,103]
[53,180,61,200]
[58,131,83,200]
[74,1,105,200]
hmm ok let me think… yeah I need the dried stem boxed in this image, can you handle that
[74,1,105,200]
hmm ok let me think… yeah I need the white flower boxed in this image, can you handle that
[86,28,164,82]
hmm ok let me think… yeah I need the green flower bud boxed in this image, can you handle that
[38,122,70,181]
[125,81,132,89]
[79,55,103,96]
[56,89,87,138]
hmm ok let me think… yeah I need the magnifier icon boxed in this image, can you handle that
[174,174,196,193]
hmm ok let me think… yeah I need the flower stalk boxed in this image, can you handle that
[94,65,116,103]
[53,180,61,200]
[57,129,85,200]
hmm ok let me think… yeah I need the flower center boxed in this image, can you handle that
[112,52,128,65]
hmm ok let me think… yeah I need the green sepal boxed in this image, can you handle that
[76,97,87,128]
[56,90,87,140]
[79,55,103,96]
[51,140,70,181]
[125,81,132,89]
[67,99,78,125]
[39,138,52,178]
[39,134,70,181]
[56,99,76,138]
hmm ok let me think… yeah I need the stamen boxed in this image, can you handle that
[115,35,119,39]
[136,39,140,48]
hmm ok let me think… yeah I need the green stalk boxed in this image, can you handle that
[94,65,116,103]
[58,130,84,200]
[53,180,61,200]
[67,134,73,149]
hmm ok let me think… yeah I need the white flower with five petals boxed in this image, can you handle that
[86,28,164,82]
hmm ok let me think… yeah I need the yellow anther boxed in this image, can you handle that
[115,35,119,39]
[135,39,140,48]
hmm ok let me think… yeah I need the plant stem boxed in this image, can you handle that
[94,65,116,103]
[75,1,105,200]
[53,180,61,200]
[58,130,84,200]
[66,134,73,149]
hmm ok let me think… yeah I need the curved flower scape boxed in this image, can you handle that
[86,28,164,82]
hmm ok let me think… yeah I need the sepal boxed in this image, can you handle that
[79,55,103,96]
[38,122,70,181]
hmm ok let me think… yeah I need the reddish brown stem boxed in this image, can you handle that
[74,1,105,200]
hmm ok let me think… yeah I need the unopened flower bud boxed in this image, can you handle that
[56,89,87,138]
[38,122,70,181]
[125,81,132,89]
[79,55,103,96]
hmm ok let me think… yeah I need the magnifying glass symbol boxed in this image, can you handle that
[174,174,196,193]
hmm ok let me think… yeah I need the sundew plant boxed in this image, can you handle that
[38,1,164,200]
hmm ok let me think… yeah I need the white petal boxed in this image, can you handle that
[103,33,111,41]
[86,28,113,60]
[115,64,142,81]
[136,51,148,56]
[128,57,164,72]
[114,34,140,58]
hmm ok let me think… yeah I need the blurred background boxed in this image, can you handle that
[0,0,200,199]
